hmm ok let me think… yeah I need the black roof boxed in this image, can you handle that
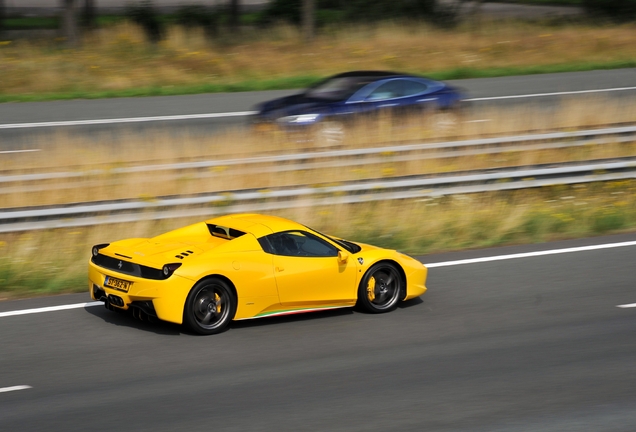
[329,70,405,79]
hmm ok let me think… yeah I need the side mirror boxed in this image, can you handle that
[338,250,349,263]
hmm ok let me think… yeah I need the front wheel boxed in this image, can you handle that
[183,278,236,335]
[357,263,403,313]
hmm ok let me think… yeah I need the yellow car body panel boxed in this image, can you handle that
[271,254,358,307]
[88,213,427,327]
[88,263,194,324]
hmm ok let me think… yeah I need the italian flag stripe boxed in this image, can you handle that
[236,305,348,320]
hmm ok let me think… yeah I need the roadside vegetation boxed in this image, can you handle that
[1,17,636,102]
[1,98,636,298]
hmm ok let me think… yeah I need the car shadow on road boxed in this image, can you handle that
[84,304,184,336]
[398,297,424,309]
[84,296,425,335]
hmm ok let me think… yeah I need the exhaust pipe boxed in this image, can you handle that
[101,296,114,311]
[107,295,125,308]
[132,308,148,321]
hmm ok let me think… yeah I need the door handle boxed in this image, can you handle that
[276,266,285,272]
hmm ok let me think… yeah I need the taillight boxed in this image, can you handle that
[91,243,110,257]
[162,263,182,278]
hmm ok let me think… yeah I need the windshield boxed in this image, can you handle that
[304,76,376,101]
[305,226,362,254]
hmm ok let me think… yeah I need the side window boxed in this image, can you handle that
[366,80,404,101]
[259,231,338,257]
[402,79,428,97]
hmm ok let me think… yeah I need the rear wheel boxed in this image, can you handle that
[183,278,236,335]
[357,263,403,313]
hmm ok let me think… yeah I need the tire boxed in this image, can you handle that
[357,263,403,313]
[183,278,237,335]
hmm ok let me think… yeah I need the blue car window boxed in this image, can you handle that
[366,80,405,101]
[402,79,429,96]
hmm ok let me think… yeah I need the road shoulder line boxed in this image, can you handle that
[425,240,636,267]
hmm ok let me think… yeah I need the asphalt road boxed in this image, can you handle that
[1,233,636,431]
[2,68,636,147]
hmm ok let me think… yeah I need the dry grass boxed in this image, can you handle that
[1,20,636,97]
[1,96,635,209]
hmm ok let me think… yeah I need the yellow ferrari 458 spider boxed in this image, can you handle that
[89,213,427,334]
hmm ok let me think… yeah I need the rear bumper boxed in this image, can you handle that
[88,259,193,324]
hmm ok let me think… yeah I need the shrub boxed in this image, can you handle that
[583,0,636,21]
[175,5,219,38]
[259,0,457,27]
[126,1,164,43]
[592,209,626,233]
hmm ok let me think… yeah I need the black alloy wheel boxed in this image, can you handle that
[357,263,403,313]
[184,278,236,335]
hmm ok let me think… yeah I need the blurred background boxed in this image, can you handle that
[0,0,635,295]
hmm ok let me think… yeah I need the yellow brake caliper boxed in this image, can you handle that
[215,293,222,313]
[367,276,376,302]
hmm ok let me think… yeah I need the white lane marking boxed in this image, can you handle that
[0,301,103,318]
[465,86,636,102]
[617,303,636,308]
[2,240,636,319]
[0,385,32,393]
[0,149,41,155]
[425,240,636,268]
[0,111,257,130]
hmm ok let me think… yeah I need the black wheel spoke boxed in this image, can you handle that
[359,265,402,313]
[201,310,213,324]
[375,289,387,304]
[185,279,236,335]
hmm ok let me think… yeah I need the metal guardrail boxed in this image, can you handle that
[2,125,636,185]
[2,157,636,233]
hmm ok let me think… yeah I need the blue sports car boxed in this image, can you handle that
[253,71,465,145]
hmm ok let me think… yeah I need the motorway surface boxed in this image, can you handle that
[2,68,636,146]
[1,233,636,431]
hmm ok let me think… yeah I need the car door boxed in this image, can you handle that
[260,230,358,307]
[400,78,439,113]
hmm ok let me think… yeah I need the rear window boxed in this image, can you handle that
[207,224,246,240]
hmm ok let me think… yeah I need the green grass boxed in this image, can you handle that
[1,12,262,32]
[2,15,127,30]
[3,17,60,30]
[1,59,635,104]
